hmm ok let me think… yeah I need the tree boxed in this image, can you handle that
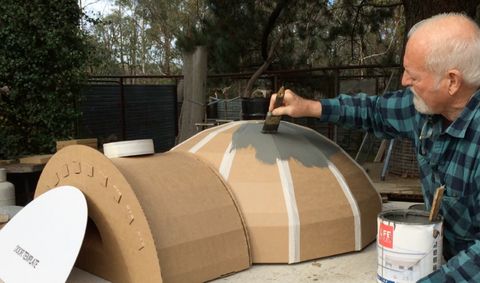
[180,0,403,74]
[0,0,90,159]
[403,0,478,31]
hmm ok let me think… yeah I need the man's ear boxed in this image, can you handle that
[447,69,462,96]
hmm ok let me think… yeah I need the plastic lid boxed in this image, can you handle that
[103,139,155,158]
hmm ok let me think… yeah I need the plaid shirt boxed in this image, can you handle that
[319,88,480,282]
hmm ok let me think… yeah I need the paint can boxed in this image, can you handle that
[377,209,443,283]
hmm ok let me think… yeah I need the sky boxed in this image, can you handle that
[81,0,114,17]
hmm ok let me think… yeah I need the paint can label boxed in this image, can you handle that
[377,210,443,283]
[379,222,394,248]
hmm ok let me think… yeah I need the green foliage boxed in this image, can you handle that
[198,0,275,73]
[0,0,89,159]
[182,0,403,72]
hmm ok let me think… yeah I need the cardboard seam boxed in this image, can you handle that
[179,151,253,265]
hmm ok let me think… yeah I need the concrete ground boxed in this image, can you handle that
[212,201,419,283]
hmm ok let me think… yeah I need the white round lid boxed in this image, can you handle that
[103,139,155,158]
[0,186,88,283]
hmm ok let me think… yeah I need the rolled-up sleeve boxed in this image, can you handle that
[319,90,417,140]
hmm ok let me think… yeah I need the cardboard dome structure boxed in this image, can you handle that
[173,120,382,263]
[35,146,250,283]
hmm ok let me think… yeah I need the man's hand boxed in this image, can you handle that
[268,89,322,118]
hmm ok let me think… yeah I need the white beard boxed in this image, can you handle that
[412,89,434,114]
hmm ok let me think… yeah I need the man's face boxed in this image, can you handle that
[401,38,448,114]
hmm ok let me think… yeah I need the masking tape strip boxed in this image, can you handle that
[219,142,236,180]
[171,122,231,151]
[327,161,362,250]
[188,121,246,154]
[276,158,301,263]
[295,124,363,250]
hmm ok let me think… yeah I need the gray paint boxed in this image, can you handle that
[230,121,340,168]
[379,209,442,224]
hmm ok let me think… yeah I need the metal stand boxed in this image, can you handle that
[355,132,369,161]
[380,139,395,181]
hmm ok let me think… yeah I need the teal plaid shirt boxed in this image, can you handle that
[319,88,480,282]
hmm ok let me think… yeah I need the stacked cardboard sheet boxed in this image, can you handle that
[56,138,98,151]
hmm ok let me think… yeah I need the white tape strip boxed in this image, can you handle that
[171,122,231,151]
[219,142,236,180]
[291,123,363,251]
[188,121,246,153]
[276,158,301,263]
[327,161,362,250]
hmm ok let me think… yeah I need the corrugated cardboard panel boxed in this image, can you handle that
[112,152,250,282]
[228,144,289,262]
[328,151,381,247]
[56,139,98,151]
[289,159,356,261]
[19,154,53,164]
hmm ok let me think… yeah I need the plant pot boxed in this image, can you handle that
[241,97,269,120]
[206,103,218,119]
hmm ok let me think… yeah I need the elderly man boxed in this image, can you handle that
[269,13,480,282]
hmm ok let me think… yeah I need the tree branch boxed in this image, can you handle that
[261,0,290,60]
[361,18,400,62]
[244,34,283,98]
[362,1,403,8]
[351,0,367,61]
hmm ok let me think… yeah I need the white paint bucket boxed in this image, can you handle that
[377,209,443,283]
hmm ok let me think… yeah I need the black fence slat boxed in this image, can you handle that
[78,84,177,152]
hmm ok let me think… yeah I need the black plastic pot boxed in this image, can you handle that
[241,97,269,120]
[206,103,218,119]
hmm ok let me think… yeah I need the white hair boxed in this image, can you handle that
[408,13,480,88]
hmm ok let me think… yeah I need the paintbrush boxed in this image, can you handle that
[262,86,285,134]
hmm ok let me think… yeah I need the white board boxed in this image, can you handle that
[0,186,88,283]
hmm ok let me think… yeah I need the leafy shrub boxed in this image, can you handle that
[0,0,89,159]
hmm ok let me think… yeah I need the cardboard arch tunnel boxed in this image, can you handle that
[35,146,250,283]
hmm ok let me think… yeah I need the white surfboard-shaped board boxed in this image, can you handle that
[0,186,88,283]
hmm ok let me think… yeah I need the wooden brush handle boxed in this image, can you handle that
[429,186,445,222]
[273,86,285,110]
